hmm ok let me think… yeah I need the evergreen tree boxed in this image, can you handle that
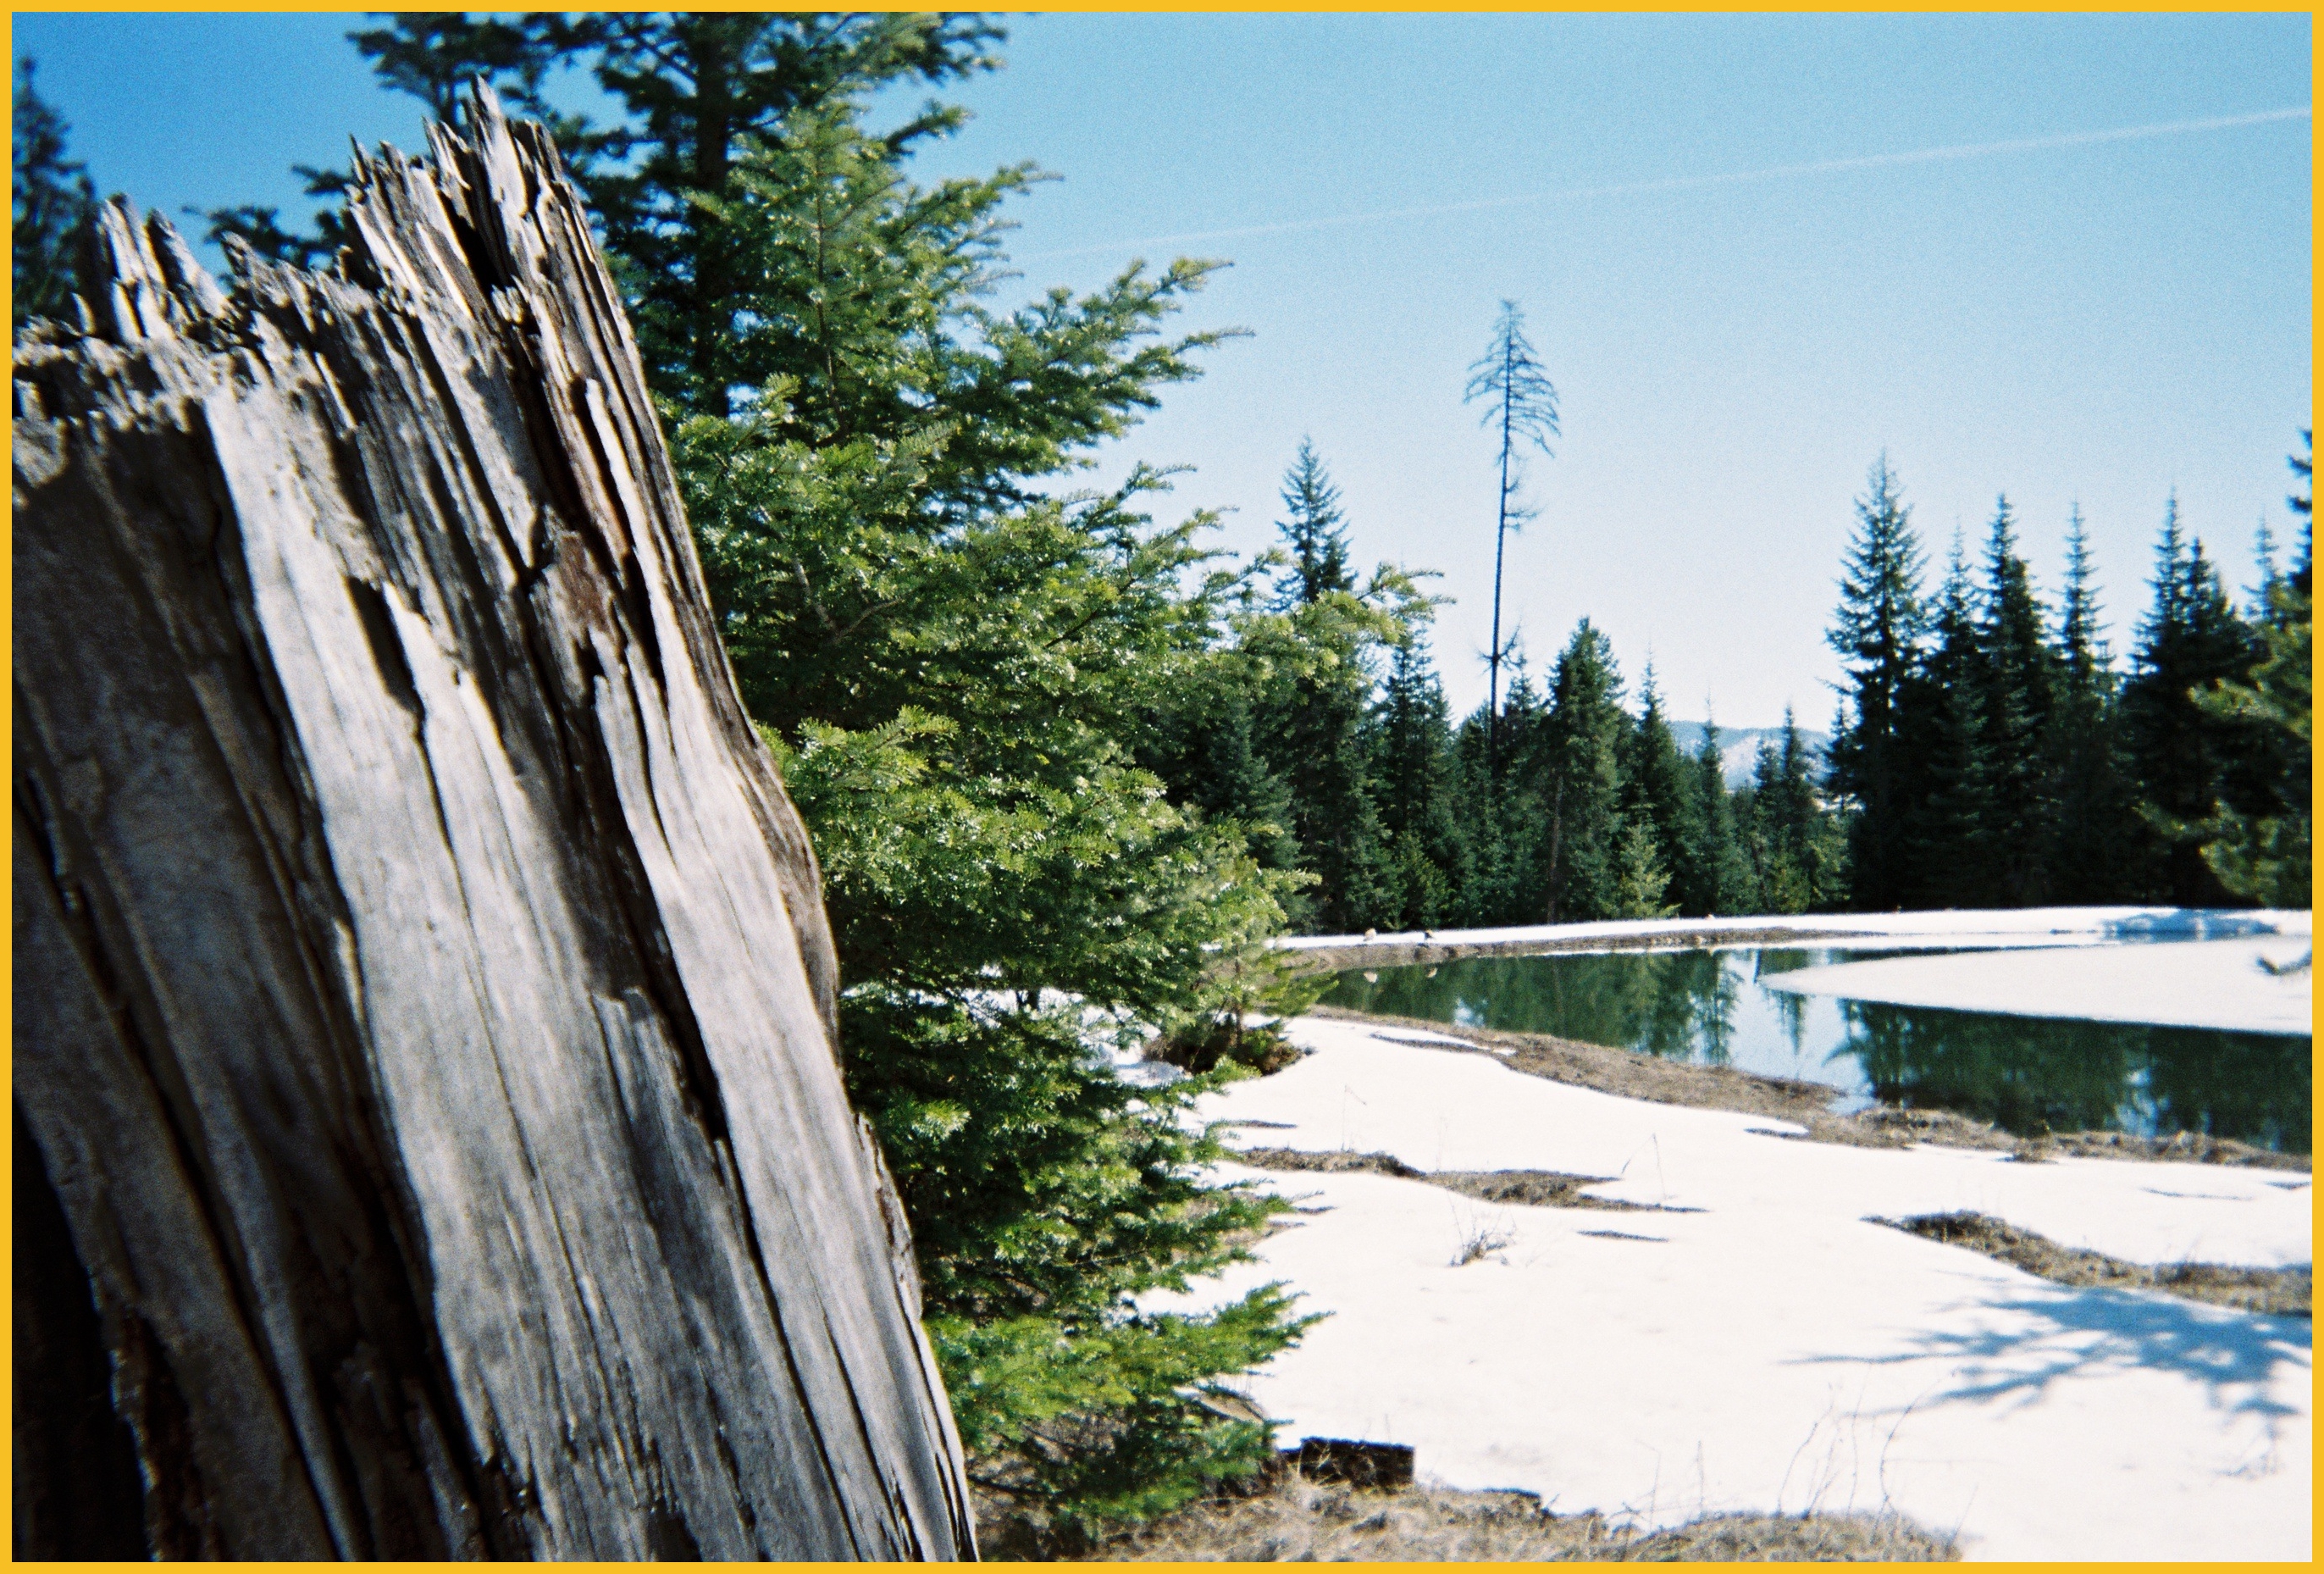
[1824,455,1926,911]
[1271,437,1355,609]
[2122,496,2264,906]
[2198,435,2313,907]
[1611,815,1679,919]
[2041,505,2143,902]
[1250,443,1413,933]
[1744,707,1840,912]
[1899,536,2000,907]
[1618,664,1703,916]
[1449,657,1549,925]
[12,57,97,329]
[2249,515,2283,608]
[1374,637,1469,929]
[1973,496,2057,905]
[572,14,1007,419]
[1537,621,1626,923]
[1138,657,1305,903]
[352,14,556,120]
[1685,713,1761,916]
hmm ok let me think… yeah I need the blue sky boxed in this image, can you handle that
[14,11,2311,728]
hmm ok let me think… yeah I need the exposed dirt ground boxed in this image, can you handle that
[1286,928,1868,975]
[982,1471,1960,1561]
[1232,1145,1682,1212]
[1882,1210,2314,1318]
[1308,1004,2311,1172]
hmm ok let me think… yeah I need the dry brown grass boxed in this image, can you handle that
[1042,1472,1959,1562]
[1231,1145,1676,1214]
[1881,1210,2312,1317]
[1310,1005,2310,1172]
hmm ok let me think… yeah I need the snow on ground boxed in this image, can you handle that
[1279,906,2311,957]
[1764,938,2314,1036]
[1155,1017,2312,1562]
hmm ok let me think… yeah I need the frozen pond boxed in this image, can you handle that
[1325,946,2311,1152]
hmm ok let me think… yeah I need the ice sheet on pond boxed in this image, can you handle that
[1765,937,2314,1036]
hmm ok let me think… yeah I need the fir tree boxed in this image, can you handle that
[1974,496,2057,905]
[1618,664,1703,916]
[1611,815,1679,919]
[1139,664,1305,903]
[1374,637,1469,929]
[1745,707,1840,912]
[2197,435,2312,907]
[2249,516,2283,608]
[1685,712,1760,916]
[12,57,97,329]
[2122,496,2264,906]
[1272,437,1355,609]
[217,15,1009,423]
[1824,455,1926,911]
[1450,657,1548,925]
[1900,536,2000,907]
[1251,443,1414,932]
[1537,621,1626,923]
[2041,505,2142,902]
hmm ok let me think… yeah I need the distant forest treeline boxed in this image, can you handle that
[1147,442,2313,934]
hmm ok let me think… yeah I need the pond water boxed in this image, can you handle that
[1324,947,2312,1153]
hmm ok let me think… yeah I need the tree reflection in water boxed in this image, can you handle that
[1326,947,2310,1153]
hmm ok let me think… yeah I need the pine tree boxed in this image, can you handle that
[1824,455,1927,911]
[1611,815,1679,919]
[1974,496,2057,906]
[1537,621,1626,923]
[2250,515,2283,608]
[2198,435,2313,907]
[1899,536,2000,907]
[2041,505,2143,902]
[1450,657,1549,925]
[1272,437,1355,609]
[1374,637,1469,929]
[1744,707,1839,913]
[1139,663,1305,900]
[2122,496,2264,906]
[1686,713,1760,916]
[351,14,562,122]
[1618,664,1702,915]
[214,16,1009,422]
[1252,442,1409,932]
[11,57,97,329]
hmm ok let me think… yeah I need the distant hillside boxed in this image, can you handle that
[1666,721,1831,789]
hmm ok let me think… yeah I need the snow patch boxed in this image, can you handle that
[1160,1017,2311,1562]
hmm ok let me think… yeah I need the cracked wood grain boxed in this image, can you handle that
[12,86,972,1561]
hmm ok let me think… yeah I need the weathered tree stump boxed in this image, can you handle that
[12,89,974,1560]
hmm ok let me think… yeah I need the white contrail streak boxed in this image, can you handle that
[1022,105,2311,262]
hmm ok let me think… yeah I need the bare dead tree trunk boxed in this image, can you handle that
[12,89,974,1560]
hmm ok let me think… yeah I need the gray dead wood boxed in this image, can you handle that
[12,89,974,1560]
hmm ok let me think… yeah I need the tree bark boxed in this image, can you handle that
[12,88,974,1560]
